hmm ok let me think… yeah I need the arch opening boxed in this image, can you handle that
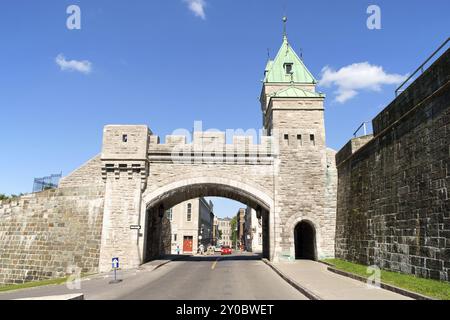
[144,182,271,213]
[294,220,317,261]
[142,182,272,264]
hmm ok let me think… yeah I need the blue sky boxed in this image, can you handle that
[0,0,448,217]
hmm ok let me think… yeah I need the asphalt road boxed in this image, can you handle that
[0,254,307,300]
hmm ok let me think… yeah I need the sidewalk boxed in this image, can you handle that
[267,260,412,300]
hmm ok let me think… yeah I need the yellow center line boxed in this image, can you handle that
[211,257,221,270]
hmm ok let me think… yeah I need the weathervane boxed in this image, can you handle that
[282,16,288,38]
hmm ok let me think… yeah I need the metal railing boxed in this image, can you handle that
[395,37,449,97]
[32,172,62,193]
[353,121,371,138]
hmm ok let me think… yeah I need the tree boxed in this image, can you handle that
[0,193,24,200]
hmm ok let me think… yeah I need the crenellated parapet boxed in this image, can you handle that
[101,126,277,166]
[147,131,277,165]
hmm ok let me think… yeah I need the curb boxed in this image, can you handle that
[153,259,176,271]
[149,255,189,271]
[327,267,435,300]
[262,259,322,300]
[318,260,334,267]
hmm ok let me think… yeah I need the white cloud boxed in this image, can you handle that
[55,54,92,74]
[184,0,206,20]
[318,62,407,103]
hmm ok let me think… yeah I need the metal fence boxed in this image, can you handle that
[32,173,62,193]
[395,37,449,97]
[353,121,373,138]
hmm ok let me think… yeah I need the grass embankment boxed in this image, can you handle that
[0,274,91,293]
[322,258,450,300]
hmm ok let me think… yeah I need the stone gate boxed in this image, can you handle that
[0,33,337,283]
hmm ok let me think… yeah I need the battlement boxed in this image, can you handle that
[101,126,276,165]
[150,132,274,151]
[147,132,276,164]
[150,132,273,147]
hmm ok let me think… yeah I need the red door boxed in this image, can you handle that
[183,236,193,253]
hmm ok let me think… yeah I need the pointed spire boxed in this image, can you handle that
[282,16,288,40]
[263,18,317,84]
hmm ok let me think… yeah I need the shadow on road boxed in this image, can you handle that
[158,253,263,262]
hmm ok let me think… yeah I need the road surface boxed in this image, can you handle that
[0,254,307,300]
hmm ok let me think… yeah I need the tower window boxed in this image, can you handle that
[122,134,128,143]
[297,134,302,145]
[285,63,293,74]
[284,134,289,140]
[310,134,315,146]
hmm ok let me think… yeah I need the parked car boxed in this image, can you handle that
[221,246,232,255]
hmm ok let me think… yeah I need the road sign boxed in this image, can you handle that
[110,257,122,284]
[112,257,119,269]
[130,225,141,230]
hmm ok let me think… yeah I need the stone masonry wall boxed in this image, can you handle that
[59,155,104,188]
[0,186,104,285]
[335,49,449,281]
[270,99,337,260]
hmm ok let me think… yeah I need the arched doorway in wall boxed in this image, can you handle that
[141,180,273,263]
[294,220,317,260]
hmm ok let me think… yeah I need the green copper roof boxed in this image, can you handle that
[270,86,325,98]
[264,36,317,84]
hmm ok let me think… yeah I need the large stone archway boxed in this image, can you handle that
[139,177,275,263]
[96,125,282,272]
[93,123,336,272]
[142,177,273,211]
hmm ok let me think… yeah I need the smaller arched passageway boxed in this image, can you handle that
[141,179,273,264]
[294,220,317,260]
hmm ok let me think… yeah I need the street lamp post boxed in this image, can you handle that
[235,225,238,251]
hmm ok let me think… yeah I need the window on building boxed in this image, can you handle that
[166,208,173,221]
[187,203,192,222]
[297,134,302,146]
[122,134,128,143]
[284,63,293,74]
[310,134,315,146]
[284,134,289,141]
[173,234,177,242]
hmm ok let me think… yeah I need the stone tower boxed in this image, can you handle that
[98,125,152,272]
[261,21,336,260]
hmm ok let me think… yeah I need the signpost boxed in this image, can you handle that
[130,225,141,230]
[109,257,122,284]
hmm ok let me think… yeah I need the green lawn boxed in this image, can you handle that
[322,258,450,300]
[0,274,92,293]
